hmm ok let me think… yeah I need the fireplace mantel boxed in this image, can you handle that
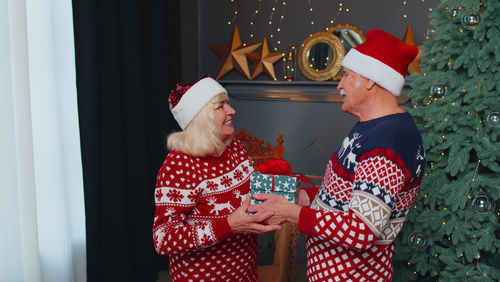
[220,80,411,103]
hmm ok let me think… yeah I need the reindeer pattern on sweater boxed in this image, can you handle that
[153,138,257,282]
[299,112,426,281]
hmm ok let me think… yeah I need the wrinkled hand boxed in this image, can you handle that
[296,188,311,207]
[227,197,281,234]
[247,193,301,225]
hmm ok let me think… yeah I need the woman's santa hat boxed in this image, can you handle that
[341,29,418,96]
[169,75,227,129]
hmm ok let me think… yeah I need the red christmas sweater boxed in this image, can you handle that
[153,138,257,282]
[299,113,426,281]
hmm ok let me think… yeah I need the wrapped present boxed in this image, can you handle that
[250,159,305,205]
[250,172,297,204]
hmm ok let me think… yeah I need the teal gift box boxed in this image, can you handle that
[250,172,297,205]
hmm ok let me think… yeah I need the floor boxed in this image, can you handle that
[157,271,171,282]
[157,265,306,282]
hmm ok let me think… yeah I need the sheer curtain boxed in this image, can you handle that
[1,0,86,281]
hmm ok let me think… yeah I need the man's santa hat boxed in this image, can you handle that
[169,74,227,129]
[341,29,418,96]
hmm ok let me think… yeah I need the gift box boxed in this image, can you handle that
[250,172,297,205]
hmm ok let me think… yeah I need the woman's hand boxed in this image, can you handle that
[247,194,302,225]
[227,198,281,234]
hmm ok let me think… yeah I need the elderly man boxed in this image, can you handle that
[250,29,426,281]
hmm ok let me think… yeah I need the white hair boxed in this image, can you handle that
[167,93,231,157]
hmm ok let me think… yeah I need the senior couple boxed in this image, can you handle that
[152,29,426,282]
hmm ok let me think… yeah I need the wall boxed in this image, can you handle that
[183,0,440,177]
[177,1,441,278]
[198,0,440,81]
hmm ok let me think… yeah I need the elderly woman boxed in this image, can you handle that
[153,75,280,281]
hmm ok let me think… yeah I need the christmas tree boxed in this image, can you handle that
[393,0,500,281]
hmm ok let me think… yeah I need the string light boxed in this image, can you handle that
[307,0,314,34]
[328,2,346,25]
[248,0,263,39]
[227,0,239,25]
[401,0,432,20]
[225,0,439,79]
[266,0,287,52]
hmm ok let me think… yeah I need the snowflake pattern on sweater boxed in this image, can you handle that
[153,138,257,282]
[299,112,425,282]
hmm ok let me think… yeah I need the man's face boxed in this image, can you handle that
[337,68,369,118]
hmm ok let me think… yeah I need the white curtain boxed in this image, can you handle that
[0,0,86,281]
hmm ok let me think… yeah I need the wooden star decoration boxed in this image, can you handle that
[209,25,262,80]
[246,38,283,80]
[402,24,424,74]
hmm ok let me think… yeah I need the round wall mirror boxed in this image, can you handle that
[326,24,366,80]
[298,32,345,81]
[309,42,334,71]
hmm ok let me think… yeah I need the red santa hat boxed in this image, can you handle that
[341,29,418,96]
[169,74,227,129]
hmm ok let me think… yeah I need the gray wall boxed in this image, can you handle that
[180,0,440,177]
[177,1,441,276]
[196,0,440,81]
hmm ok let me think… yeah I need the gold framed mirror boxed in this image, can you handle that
[327,24,366,80]
[298,32,345,81]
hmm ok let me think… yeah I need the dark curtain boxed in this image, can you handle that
[72,0,180,280]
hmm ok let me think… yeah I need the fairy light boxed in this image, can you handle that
[401,0,431,20]
[328,1,346,25]
[266,0,287,52]
[248,0,263,39]
[307,0,314,34]
[227,0,239,25]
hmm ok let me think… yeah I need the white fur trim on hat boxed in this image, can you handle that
[342,49,405,96]
[171,77,227,129]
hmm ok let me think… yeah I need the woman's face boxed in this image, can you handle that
[214,100,236,141]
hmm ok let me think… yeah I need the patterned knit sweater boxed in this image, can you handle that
[299,112,426,281]
[153,138,257,282]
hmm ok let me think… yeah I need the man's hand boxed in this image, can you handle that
[227,198,281,234]
[296,188,311,206]
[247,193,302,225]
